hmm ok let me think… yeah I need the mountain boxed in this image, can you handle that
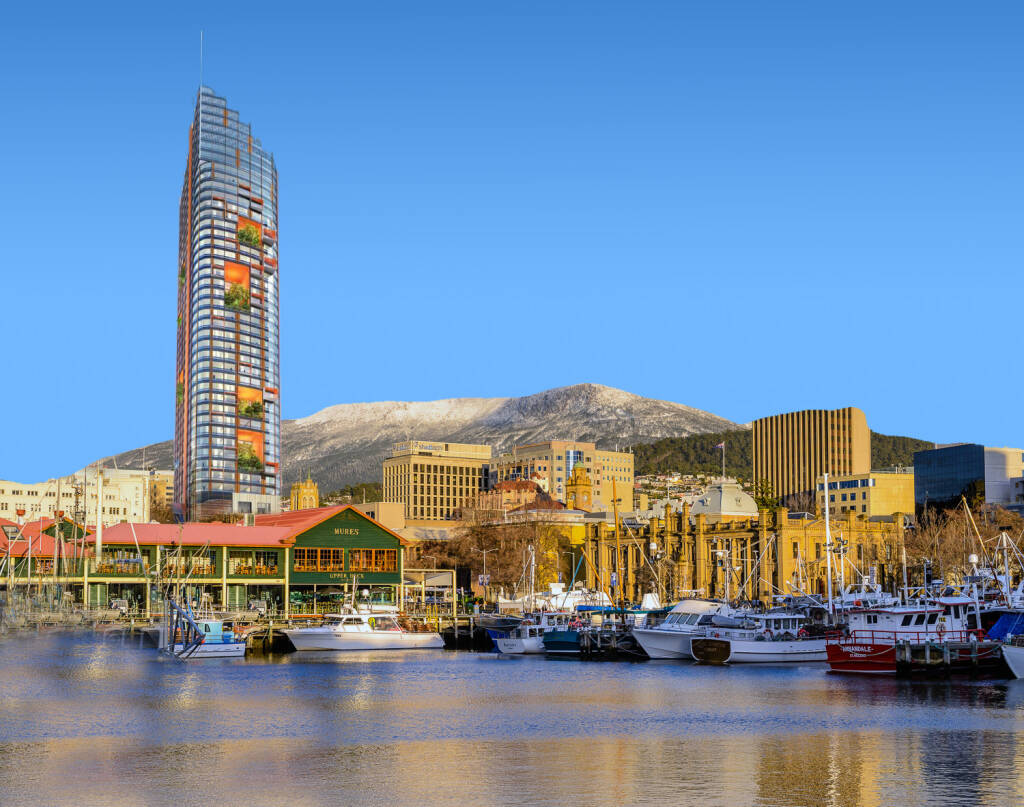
[99,383,739,490]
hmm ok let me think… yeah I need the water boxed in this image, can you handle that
[1,633,1023,806]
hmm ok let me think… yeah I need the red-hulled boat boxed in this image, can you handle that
[827,597,1002,676]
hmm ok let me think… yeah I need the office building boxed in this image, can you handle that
[492,441,635,511]
[0,468,173,527]
[382,441,491,522]
[752,407,870,505]
[175,86,281,519]
[816,469,914,518]
[913,444,1024,512]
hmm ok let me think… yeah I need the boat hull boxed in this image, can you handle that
[496,636,545,654]
[631,628,695,660]
[172,642,246,659]
[284,630,444,651]
[692,637,828,664]
[1002,643,1024,678]
[827,639,1004,676]
[542,629,581,656]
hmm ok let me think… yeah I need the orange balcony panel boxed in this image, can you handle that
[237,386,262,404]
[223,261,250,286]
[251,197,263,205]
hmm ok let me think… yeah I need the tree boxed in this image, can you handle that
[752,479,778,511]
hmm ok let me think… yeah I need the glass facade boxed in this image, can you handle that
[174,86,280,520]
[913,444,985,511]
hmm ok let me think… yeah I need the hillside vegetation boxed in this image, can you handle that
[633,430,930,478]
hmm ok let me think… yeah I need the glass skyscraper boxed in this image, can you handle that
[174,86,280,520]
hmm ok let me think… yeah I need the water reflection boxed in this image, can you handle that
[0,634,1023,806]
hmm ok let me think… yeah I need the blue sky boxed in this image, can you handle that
[2,2,1022,481]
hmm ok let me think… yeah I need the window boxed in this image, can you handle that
[294,548,317,572]
[792,541,799,559]
[349,549,397,572]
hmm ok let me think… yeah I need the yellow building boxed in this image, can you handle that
[816,469,914,518]
[581,503,904,605]
[753,407,870,506]
[290,473,320,511]
[565,465,593,511]
[493,441,634,511]
[382,440,491,522]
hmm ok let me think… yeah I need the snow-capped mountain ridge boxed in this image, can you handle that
[101,384,740,490]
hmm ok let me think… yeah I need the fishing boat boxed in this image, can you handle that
[826,597,1002,675]
[631,599,738,659]
[495,612,571,654]
[690,611,834,664]
[283,611,444,651]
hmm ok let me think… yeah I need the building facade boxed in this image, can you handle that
[752,407,870,505]
[0,468,173,527]
[492,441,634,511]
[382,441,491,522]
[913,444,1024,512]
[816,469,914,518]
[580,504,904,606]
[175,86,281,520]
[290,473,320,511]
[0,506,410,614]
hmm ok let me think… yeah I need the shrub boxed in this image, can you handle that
[237,443,264,473]
[176,382,184,404]
[238,400,264,420]
[238,224,261,247]
[224,282,250,311]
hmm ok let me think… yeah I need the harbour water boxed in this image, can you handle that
[2,633,1023,806]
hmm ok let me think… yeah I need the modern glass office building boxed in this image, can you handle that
[174,86,280,520]
[914,443,1024,512]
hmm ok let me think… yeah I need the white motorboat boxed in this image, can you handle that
[631,599,737,659]
[690,611,832,664]
[1002,641,1024,678]
[284,612,444,651]
[169,619,246,659]
[495,613,571,655]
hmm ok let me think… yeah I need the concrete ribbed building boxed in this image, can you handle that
[752,407,870,506]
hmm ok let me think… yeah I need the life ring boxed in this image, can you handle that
[936,622,947,639]
[798,628,809,638]
[763,628,773,639]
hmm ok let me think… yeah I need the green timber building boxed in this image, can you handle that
[0,506,411,615]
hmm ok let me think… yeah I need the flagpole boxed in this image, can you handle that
[721,442,725,482]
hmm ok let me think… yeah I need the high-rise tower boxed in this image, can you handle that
[174,86,281,520]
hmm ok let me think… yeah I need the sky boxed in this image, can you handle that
[2,1,1023,481]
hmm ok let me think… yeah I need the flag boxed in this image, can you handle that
[714,442,725,449]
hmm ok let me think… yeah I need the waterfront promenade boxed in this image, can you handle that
[1,632,1022,806]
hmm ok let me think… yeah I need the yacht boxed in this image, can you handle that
[631,599,738,659]
[284,612,444,651]
[690,611,833,664]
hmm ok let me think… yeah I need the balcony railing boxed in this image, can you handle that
[91,559,150,576]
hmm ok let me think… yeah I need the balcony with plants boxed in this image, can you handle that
[237,223,262,248]
[237,442,264,473]
[238,399,264,420]
[224,282,250,312]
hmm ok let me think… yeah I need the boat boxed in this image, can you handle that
[165,619,247,659]
[495,612,571,654]
[826,597,1002,675]
[1003,640,1024,678]
[631,599,738,659]
[283,611,444,651]
[690,611,834,664]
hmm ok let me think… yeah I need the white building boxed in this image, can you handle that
[0,468,173,527]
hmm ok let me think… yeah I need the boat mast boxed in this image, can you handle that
[613,477,622,609]
[824,473,834,620]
